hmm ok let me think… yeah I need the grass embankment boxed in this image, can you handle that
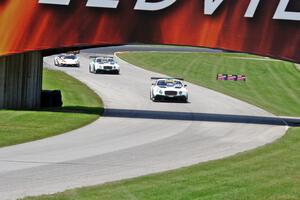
[24,53,300,200]
[119,52,300,116]
[0,68,103,147]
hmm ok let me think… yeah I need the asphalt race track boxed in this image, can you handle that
[0,46,289,199]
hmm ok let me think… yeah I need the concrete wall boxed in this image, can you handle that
[0,52,43,109]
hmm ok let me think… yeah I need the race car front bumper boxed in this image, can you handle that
[60,63,80,67]
[96,69,120,74]
[154,95,188,102]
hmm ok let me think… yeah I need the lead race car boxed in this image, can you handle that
[89,56,120,74]
[54,54,80,67]
[150,77,188,102]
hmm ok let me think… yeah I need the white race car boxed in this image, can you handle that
[89,56,120,74]
[54,54,80,67]
[150,77,188,102]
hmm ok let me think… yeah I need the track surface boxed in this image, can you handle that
[0,46,287,199]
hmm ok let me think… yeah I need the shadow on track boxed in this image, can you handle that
[7,106,103,115]
[104,108,300,127]
[7,107,300,127]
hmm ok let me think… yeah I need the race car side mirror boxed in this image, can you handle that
[152,83,155,85]
[184,84,187,87]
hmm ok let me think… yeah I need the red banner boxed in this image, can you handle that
[0,0,299,62]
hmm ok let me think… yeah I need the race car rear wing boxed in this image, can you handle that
[89,55,114,59]
[67,50,80,54]
[151,77,184,81]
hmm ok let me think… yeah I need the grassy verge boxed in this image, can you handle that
[25,127,300,200]
[23,53,300,200]
[0,68,103,147]
[119,52,300,116]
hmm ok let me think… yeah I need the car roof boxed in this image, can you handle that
[63,54,77,58]
[59,54,76,57]
[96,56,114,59]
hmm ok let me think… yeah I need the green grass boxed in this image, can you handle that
[119,52,300,116]
[24,127,300,200]
[0,68,103,147]
[22,53,300,200]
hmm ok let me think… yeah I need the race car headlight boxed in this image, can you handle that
[158,90,163,95]
[179,91,183,95]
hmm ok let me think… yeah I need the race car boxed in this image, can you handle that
[54,54,80,67]
[89,56,120,74]
[150,77,188,102]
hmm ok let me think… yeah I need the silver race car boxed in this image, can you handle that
[89,56,120,74]
[150,77,188,102]
[54,54,80,67]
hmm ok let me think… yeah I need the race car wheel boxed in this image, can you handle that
[54,60,59,66]
[90,65,95,73]
[181,96,188,103]
[152,94,159,102]
[185,95,189,103]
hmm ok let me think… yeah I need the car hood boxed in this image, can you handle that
[99,63,117,66]
[63,59,77,63]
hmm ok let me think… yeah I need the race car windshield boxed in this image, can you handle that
[96,59,104,63]
[64,55,76,59]
[157,80,183,88]
[103,58,114,63]
[96,57,113,63]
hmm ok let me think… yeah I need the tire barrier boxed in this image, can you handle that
[41,90,63,108]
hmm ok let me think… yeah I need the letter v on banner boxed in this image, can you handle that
[204,0,224,15]
[244,0,261,17]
